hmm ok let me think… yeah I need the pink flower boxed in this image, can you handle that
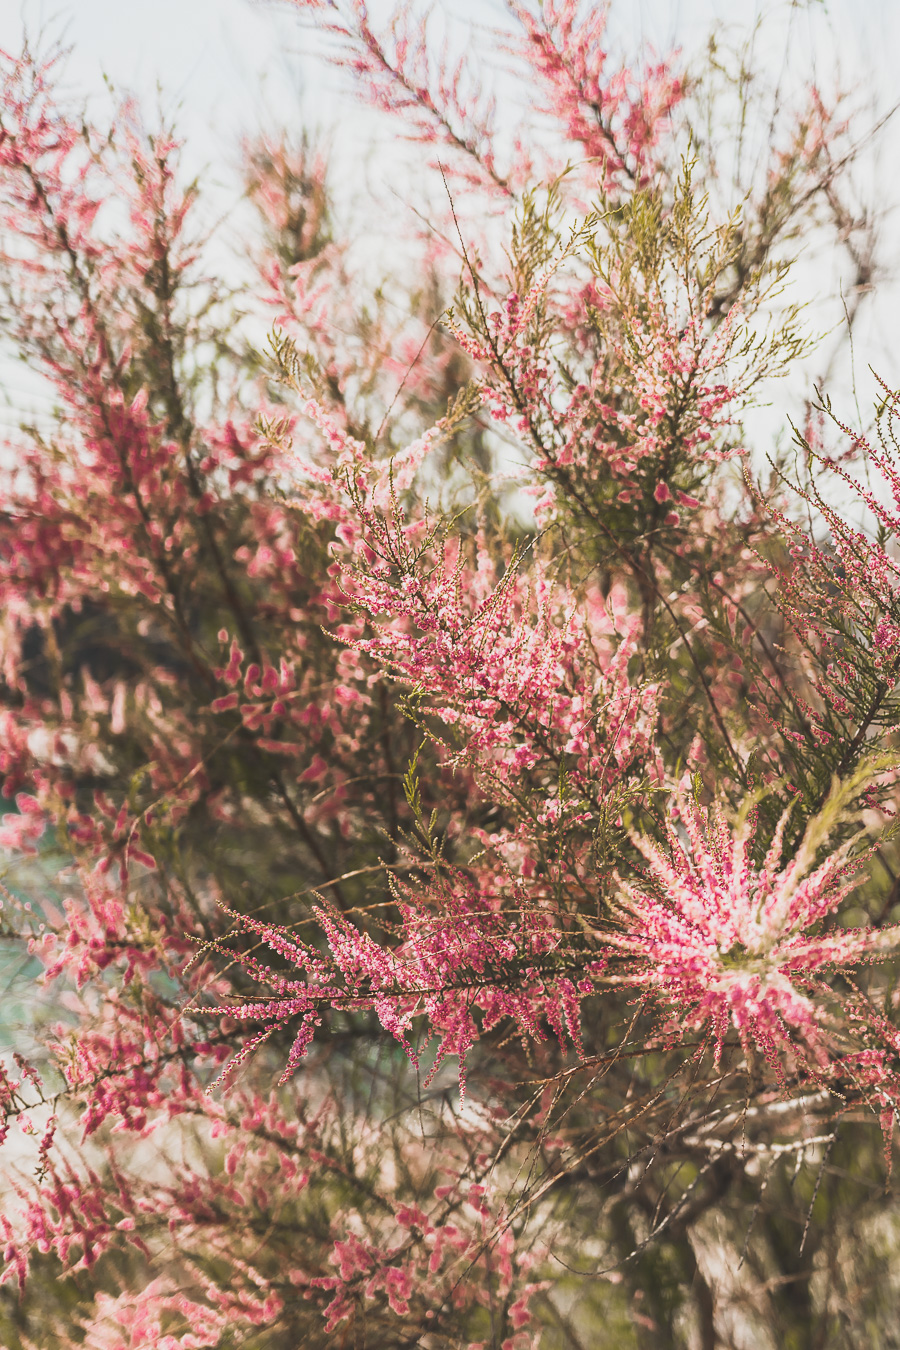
[605,782,900,1071]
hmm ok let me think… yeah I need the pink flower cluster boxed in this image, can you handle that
[607,787,900,1082]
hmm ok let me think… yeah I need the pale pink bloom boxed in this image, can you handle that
[606,789,900,1070]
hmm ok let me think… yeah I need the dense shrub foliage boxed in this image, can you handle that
[1,4,900,1345]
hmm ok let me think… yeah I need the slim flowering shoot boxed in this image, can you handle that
[205,853,596,1102]
[288,0,508,192]
[508,0,684,193]
[755,380,900,808]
